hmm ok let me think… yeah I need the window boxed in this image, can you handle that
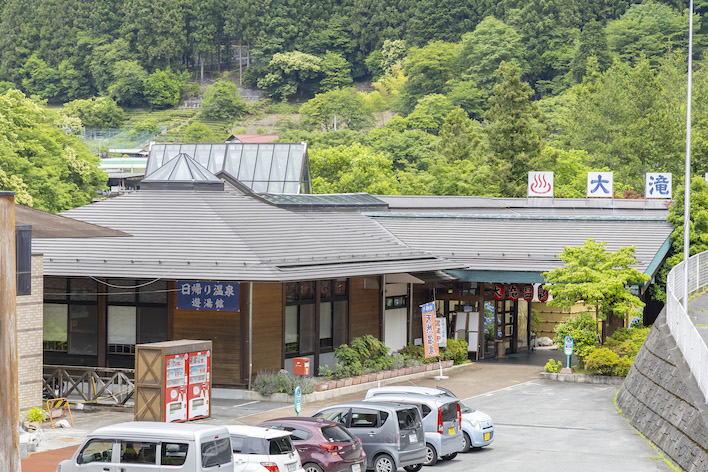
[286,279,348,357]
[120,441,157,464]
[350,410,378,428]
[107,279,168,354]
[280,426,312,441]
[321,425,355,443]
[78,439,113,464]
[162,442,188,466]
[68,305,98,355]
[268,436,294,454]
[230,436,245,453]
[397,409,422,430]
[16,226,31,296]
[43,304,67,351]
[385,295,408,310]
[313,408,349,425]
[201,438,232,467]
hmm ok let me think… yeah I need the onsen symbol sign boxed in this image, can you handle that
[528,171,554,197]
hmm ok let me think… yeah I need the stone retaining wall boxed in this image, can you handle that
[616,310,708,472]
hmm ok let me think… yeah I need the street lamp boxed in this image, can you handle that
[683,0,694,310]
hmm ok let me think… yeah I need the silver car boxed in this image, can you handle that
[365,386,494,452]
[311,401,426,472]
[363,393,463,466]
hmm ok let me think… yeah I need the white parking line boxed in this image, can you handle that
[233,400,261,408]
[462,380,540,401]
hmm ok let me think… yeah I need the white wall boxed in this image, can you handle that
[384,283,408,351]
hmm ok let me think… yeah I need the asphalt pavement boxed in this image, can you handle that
[21,347,675,471]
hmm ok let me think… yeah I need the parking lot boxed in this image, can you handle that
[22,354,675,471]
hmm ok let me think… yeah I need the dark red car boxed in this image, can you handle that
[257,417,366,472]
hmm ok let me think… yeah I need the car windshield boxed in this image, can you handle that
[397,408,422,430]
[321,425,356,443]
[268,436,294,454]
[459,401,474,413]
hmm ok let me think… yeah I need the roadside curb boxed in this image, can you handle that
[213,363,475,404]
[539,372,625,385]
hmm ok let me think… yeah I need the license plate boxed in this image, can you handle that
[448,427,455,435]
[287,462,297,472]
[352,464,361,472]
[484,432,491,441]
[410,433,418,443]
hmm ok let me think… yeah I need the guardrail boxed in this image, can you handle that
[43,365,135,406]
[666,251,708,402]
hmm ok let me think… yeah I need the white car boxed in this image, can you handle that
[365,386,494,452]
[226,425,305,472]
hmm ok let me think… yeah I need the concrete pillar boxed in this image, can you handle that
[0,192,20,470]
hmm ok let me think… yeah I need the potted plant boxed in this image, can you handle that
[25,406,45,431]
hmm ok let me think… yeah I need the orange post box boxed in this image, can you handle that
[293,357,310,376]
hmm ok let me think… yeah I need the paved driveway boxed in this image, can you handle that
[433,380,673,472]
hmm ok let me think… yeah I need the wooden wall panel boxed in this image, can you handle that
[349,277,381,340]
[251,283,283,377]
[173,307,240,385]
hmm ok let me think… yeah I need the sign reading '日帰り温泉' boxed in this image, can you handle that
[177,281,239,312]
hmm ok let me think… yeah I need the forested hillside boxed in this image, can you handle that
[1,0,708,207]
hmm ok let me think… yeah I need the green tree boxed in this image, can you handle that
[531,147,604,198]
[319,52,353,92]
[20,53,61,101]
[64,96,126,128]
[398,41,461,113]
[445,79,486,119]
[309,143,399,194]
[437,107,482,162]
[459,16,528,94]
[183,121,218,142]
[298,87,373,131]
[108,60,148,107]
[0,89,106,212]
[380,39,407,76]
[200,80,248,120]
[484,61,547,196]
[406,94,455,130]
[257,51,322,100]
[570,19,612,83]
[605,1,698,67]
[543,239,650,339]
[143,68,188,110]
[651,178,708,302]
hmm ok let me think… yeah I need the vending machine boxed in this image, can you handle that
[164,353,188,422]
[135,340,213,423]
[187,350,211,420]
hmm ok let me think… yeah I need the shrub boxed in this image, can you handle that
[441,338,469,364]
[27,407,45,422]
[615,356,633,376]
[584,347,620,375]
[554,313,598,366]
[545,359,562,373]
[318,365,333,380]
[253,371,279,396]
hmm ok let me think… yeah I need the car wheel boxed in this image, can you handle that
[303,463,324,472]
[373,454,395,472]
[461,432,471,453]
[403,464,423,472]
[441,452,458,460]
[423,443,438,466]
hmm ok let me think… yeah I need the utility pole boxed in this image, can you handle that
[0,191,20,471]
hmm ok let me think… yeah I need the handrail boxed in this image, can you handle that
[665,251,708,403]
[43,365,135,406]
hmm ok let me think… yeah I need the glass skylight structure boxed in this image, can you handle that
[146,143,311,194]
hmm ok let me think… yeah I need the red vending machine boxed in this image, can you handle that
[187,350,211,420]
[164,353,188,422]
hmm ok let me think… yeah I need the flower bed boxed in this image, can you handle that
[314,360,452,392]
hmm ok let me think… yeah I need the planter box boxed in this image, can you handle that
[383,371,392,379]
[367,374,377,383]
[352,376,362,385]
[376,372,384,381]
[315,382,329,392]
[426,364,434,371]
[343,378,353,387]
[335,380,345,389]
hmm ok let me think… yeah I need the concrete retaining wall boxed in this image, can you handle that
[540,372,625,385]
[616,310,708,472]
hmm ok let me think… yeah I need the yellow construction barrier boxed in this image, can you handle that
[45,397,73,428]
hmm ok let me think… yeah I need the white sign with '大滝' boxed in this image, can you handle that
[645,173,672,199]
[527,171,554,197]
[587,172,613,198]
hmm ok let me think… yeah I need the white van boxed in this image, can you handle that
[56,421,234,472]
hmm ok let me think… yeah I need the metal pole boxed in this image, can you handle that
[684,0,694,311]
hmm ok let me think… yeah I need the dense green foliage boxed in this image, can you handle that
[0,90,106,212]
[553,313,599,365]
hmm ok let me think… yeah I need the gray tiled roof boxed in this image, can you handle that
[33,187,459,281]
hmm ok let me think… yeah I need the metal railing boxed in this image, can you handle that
[43,365,135,406]
[666,251,708,402]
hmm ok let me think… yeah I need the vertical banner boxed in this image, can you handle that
[436,317,448,348]
[421,302,439,358]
